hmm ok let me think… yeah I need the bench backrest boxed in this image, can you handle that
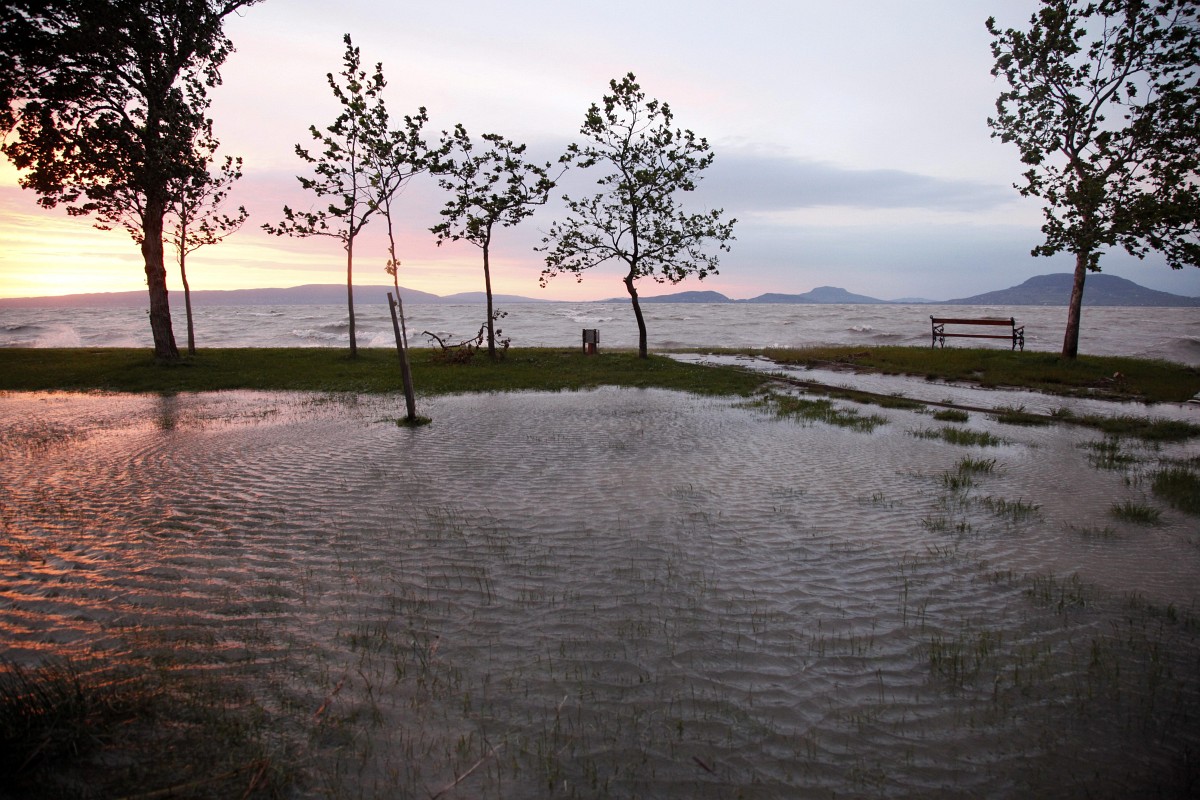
[930,317,1015,326]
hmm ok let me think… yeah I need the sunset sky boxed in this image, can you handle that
[1,0,1197,302]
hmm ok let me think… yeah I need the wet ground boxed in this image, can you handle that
[2,384,1198,798]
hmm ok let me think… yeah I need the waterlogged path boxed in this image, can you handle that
[2,388,1198,797]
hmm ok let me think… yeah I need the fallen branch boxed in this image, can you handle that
[427,741,504,799]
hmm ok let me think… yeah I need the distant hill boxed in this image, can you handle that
[436,291,549,304]
[944,273,1200,307]
[597,290,732,303]
[0,284,547,309]
[744,286,886,304]
[4,273,1195,309]
[599,288,888,304]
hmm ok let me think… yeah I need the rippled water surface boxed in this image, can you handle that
[2,388,1199,798]
[4,302,1199,366]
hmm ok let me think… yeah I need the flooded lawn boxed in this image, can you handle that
[2,387,1198,798]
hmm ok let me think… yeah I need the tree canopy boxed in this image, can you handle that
[265,34,428,358]
[432,125,558,359]
[169,121,248,354]
[987,0,1199,358]
[539,74,735,358]
[0,0,260,360]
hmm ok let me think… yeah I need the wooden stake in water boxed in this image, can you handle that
[388,291,419,421]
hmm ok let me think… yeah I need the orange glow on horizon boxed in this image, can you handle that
[1,164,755,303]
[0,187,564,301]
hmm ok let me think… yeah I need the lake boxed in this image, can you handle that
[3,301,1199,366]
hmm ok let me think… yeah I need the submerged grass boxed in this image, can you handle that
[941,457,998,492]
[1084,438,1139,470]
[1076,414,1200,443]
[976,495,1042,523]
[0,657,290,798]
[992,406,1052,426]
[758,346,1200,403]
[911,427,1006,447]
[1110,500,1163,525]
[1151,466,1200,515]
[744,392,889,432]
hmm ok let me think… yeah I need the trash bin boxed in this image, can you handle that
[582,328,599,355]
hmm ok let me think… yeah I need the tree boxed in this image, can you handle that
[539,73,735,359]
[168,122,248,355]
[0,0,261,361]
[265,34,394,358]
[370,108,430,422]
[987,0,1200,359]
[431,125,559,359]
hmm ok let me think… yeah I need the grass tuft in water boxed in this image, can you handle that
[911,427,1005,447]
[992,406,1052,426]
[957,456,997,475]
[758,346,1200,403]
[1110,500,1162,525]
[800,385,924,410]
[1066,523,1119,539]
[745,392,888,432]
[928,627,1003,688]
[976,496,1042,523]
[1084,438,1138,470]
[932,409,969,423]
[0,657,290,798]
[0,659,118,778]
[1026,573,1092,612]
[1078,415,1200,443]
[941,458,997,492]
[1150,466,1200,515]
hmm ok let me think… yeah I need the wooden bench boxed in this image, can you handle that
[931,316,1024,351]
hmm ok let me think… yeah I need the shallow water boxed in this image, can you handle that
[2,388,1198,797]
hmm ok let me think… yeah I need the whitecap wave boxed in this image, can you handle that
[290,328,341,343]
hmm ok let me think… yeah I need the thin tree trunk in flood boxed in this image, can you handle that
[625,272,648,359]
[483,233,496,360]
[346,237,357,358]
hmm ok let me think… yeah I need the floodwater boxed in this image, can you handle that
[2,386,1199,798]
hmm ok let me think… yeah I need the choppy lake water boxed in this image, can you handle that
[3,302,1199,366]
[2,386,1198,797]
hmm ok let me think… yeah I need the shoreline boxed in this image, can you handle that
[3,345,1198,404]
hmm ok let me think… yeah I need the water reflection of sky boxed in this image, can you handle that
[675,353,1200,420]
[2,388,1198,797]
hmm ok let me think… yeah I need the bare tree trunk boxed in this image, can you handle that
[180,216,195,355]
[392,272,410,349]
[483,235,496,360]
[181,256,195,356]
[388,291,419,421]
[142,200,179,361]
[625,272,648,359]
[345,237,357,358]
[1061,250,1089,360]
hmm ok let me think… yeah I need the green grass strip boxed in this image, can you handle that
[0,347,770,397]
